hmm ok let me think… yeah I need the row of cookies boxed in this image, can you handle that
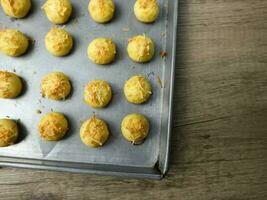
[0,0,159,24]
[0,70,151,147]
[0,112,149,147]
[0,71,152,105]
[0,28,155,64]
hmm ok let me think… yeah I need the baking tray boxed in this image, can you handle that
[0,0,178,179]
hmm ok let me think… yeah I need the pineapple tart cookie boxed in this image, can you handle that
[124,75,152,104]
[0,119,19,147]
[0,71,22,99]
[0,29,29,57]
[80,115,109,148]
[42,0,72,24]
[45,28,73,57]
[41,72,71,100]
[84,80,112,108]
[1,0,31,18]
[87,38,116,65]
[127,34,155,63]
[134,0,159,23]
[88,0,115,23]
[121,113,149,144]
[38,112,69,141]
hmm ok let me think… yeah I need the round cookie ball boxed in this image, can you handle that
[0,119,18,147]
[134,0,159,23]
[41,72,71,100]
[0,71,22,99]
[87,38,116,65]
[1,0,31,18]
[38,112,68,141]
[80,115,109,148]
[127,35,155,63]
[121,113,149,144]
[84,80,112,108]
[0,29,29,57]
[45,28,73,57]
[42,0,72,24]
[88,0,115,23]
[124,75,152,104]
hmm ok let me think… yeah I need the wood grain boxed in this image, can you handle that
[1,0,267,199]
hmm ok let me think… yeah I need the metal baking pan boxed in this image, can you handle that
[0,0,178,179]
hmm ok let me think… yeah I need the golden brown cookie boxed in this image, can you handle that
[88,0,115,23]
[80,115,109,148]
[87,38,116,64]
[38,112,68,141]
[127,34,155,63]
[1,0,31,18]
[45,28,73,57]
[0,119,19,147]
[84,80,112,108]
[0,29,29,57]
[0,71,22,99]
[41,72,71,100]
[124,75,152,104]
[134,0,159,23]
[121,113,149,144]
[42,0,72,24]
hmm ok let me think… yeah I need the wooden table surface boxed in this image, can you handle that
[1,0,267,199]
